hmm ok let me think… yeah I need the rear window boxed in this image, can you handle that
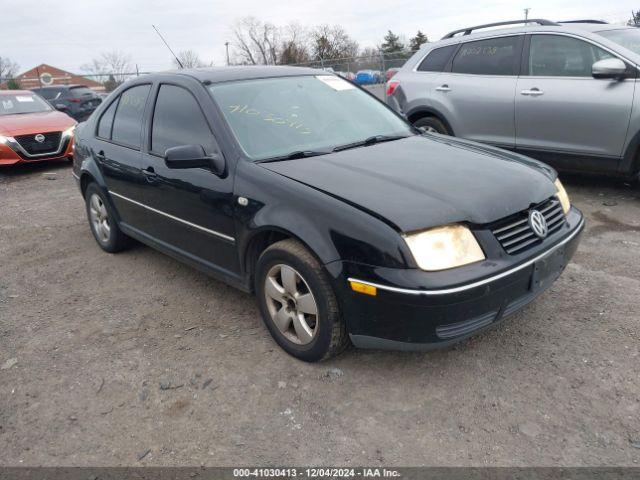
[417,45,458,72]
[452,36,522,76]
[33,88,63,100]
[68,86,94,98]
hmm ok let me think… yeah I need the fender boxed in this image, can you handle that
[404,106,456,136]
[233,162,413,272]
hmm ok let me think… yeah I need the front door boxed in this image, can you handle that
[136,82,239,277]
[515,34,635,171]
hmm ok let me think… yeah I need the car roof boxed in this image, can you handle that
[166,65,326,84]
[0,89,36,95]
[32,84,87,90]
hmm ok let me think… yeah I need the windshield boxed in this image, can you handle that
[598,29,640,56]
[0,93,52,116]
[208,75,413,161]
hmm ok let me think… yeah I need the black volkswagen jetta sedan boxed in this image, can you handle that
[72,66,584,362]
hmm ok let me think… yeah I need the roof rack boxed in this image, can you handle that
[559,20,609,24]
[441,19,559,39]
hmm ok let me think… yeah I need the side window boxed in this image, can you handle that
[452,36,522,75]
[111,84,151,149]
[529,35,616,77]
[151,84,216,156]
[417,45,458,72]
[97,99,118,140]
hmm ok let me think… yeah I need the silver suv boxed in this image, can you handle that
[387,19,640,178]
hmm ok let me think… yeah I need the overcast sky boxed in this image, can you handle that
[4,0,637,74]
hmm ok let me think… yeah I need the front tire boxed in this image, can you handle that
[255,239,349,362]
[85,183,129,253]
[413,116,450,135]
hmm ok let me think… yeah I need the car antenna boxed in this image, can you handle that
[152,24,184,69]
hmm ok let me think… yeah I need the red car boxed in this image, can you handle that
[0,90,76,166]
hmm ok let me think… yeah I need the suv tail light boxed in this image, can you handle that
[386,81,400,96]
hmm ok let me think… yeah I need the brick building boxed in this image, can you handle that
[0,64,104,91]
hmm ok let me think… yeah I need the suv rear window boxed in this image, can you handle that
[452,36,522,76]
[417,45,457,72]
[33,88,63,100]
[68,86,94,98]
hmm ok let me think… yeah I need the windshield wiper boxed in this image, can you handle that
[332,134,411,152]
[258,150,330,163]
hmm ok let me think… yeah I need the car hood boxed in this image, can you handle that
[0,110,75,136]
[261,135,557,233]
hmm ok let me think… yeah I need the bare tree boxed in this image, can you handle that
[310,25,359,63]
[278,23,310,65]
[232,17,279,65]
[172,50,212,69]
[81,51,132,85]
[0,56,20,82]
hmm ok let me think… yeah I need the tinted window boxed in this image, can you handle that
[151,85,215,155]
[111,85,150,148]
[452,36,521,75]
[529,35,615,77]
[417,45,457,72]
[68,86,94,98]
[97,99,118,139]
[34,88,63,100]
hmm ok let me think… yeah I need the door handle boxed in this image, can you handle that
[142,167,158,182]
[436,85,451,92]
[95,150,105,162]
[521,88,544,96]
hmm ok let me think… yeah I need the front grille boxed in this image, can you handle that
[492,197,566,255]
[14,132,62,156]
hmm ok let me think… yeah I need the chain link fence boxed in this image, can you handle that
[1,50,418,102]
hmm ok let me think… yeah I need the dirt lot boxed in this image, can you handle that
[0,161,639,467]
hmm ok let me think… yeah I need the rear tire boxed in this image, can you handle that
[413,116,450,135]
[85,183,130,253]
[255,239,349,362]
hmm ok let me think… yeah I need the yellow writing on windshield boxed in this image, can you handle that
[228,105,312,134]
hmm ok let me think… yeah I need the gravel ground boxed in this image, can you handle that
[0,161,639,467]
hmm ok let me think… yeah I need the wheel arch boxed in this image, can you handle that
[406,107,455,136]
[241,226,328,293]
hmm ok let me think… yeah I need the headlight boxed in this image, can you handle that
[62,125,76,138]
[404,224,485,271]
[554,178,570,214]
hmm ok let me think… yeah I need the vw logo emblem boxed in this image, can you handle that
[529,210,548,239]
[34,134,45,143]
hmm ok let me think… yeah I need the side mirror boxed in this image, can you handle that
[164,144,225,175]
[592,58,627,80]
[54,104,68,111]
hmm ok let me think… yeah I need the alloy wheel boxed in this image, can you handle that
[89,193,111,244]
[264,264,319,345]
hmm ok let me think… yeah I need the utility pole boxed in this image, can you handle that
[225,42,230,66]
[524,7,531,22]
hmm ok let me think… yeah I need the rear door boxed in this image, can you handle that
[135,80,239,276]
[393,44,458,116]
[432,35,523,148]
[94,84,152,226]
[515,33,635,171]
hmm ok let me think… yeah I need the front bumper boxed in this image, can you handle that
[328,207,584,350]
[0,137,73,166]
